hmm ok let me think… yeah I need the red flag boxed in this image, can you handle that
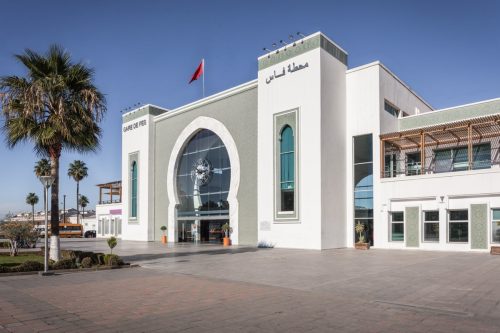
[189,60,204,84]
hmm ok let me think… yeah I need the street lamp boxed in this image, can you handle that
[38,175,55,276]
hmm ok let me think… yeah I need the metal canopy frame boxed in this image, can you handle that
[380,115,500,177]
[97,181,122,204]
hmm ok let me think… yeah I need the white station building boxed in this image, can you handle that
[116,31,500,252]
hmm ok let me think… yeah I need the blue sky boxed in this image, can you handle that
[0,0,499,217]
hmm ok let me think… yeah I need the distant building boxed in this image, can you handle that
[95,181,122,238]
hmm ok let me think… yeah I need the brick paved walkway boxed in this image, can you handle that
[1,246,500,332]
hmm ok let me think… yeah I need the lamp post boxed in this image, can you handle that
[38,175,55,276]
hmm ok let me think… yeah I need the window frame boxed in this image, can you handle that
[279,125,295,213]
[389,211,404,242]
[274,109,299,222]
[384,100,400,118]
[422,210,439,242]
[447,209,469,243]
[491,208,500,244]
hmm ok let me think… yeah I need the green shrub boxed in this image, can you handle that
[97,254,105,265]
[61,250,82,260]
[0,265,11,273]
[104,254,122,266]
[81,257,93,268]
[0,241,10,248]
[51,258,76,270]
[77,251,100,264]
[107,236,117,254]
[14,261,44,272]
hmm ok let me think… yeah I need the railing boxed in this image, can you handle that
[382,155,496,178]
[98,199,122,205]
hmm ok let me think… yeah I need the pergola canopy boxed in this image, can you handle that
[380,115,500,149]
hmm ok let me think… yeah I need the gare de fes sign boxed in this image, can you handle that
[123,119,147,132]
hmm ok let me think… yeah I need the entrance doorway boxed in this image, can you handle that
[177,219,227,244]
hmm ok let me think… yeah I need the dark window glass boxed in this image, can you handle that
[354,135,372,164]
[424,223,439,242]
[424,211,439,221]
[492,209,500,243]
[392,212,404,222]
[449,222,468,242]
[281,190,294,212]
[450,210,468,221]
[391,223,404,241]
[473,143,491,170]
[354,219,373,245]
[353,134,374,245]
[384,101,399,117]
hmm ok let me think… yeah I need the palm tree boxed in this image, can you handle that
[0,45,106,261]
[25,193,39,224]
[68,160,88,224]
[79,195,89,223]
[34,158,51,230]
[34,158,51,177]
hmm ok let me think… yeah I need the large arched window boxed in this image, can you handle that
[280,125,294,211]
[131,161,137,218]
[176,129,231,216]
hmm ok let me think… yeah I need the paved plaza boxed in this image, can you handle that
[1,240,500,332]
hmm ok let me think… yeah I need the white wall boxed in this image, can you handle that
[320,48,347,248]
[346,62,434,248]
[346,64,381,248]
[258,48,323,249]
[378,168,500,251]
[121,112,155,241]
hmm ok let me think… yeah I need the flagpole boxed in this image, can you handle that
[202,58,205,98]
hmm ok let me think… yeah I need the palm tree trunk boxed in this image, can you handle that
[32,204,35,225]
[76,181,79,224]
[49,145,61,261]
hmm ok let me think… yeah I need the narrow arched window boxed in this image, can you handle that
[131,161,137,218]
[280,125,294,211]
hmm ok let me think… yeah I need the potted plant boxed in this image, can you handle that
[221,222,232,246]
[160,226,167,244]
[354,222,370,250]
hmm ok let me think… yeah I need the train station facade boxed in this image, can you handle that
[118,31,500,251]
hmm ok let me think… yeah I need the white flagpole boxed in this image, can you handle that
[202,58,205,98]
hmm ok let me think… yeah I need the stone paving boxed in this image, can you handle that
[1,240,500,332]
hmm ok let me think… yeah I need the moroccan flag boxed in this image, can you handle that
[189,59,204,84]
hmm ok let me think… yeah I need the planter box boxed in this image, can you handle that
[355,243,370,250]
[490,246,500,255]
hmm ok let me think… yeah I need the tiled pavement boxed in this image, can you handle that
[1,241,500,332]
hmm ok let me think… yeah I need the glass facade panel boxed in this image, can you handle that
[434,144,492,173]
[449,210,468,243]
[353,134,373,245]
[176,130,231,217]
[391,222,404,242]
[473,144,491,169]
[450,210,468,221]
[423,210,439,242]
[406,153,421,176]
[449,222,468,242]
[424,223,439,241]
[280,126,294,211]
[492,209,500,243]
[384,101,399,117]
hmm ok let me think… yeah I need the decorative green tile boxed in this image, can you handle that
[258,34,347,71]
[471,204,488,249]
[405,206,419,247]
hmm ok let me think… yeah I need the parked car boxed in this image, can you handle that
[84,230,96,238]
